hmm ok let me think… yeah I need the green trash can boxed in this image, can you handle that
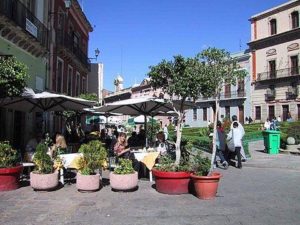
[262,130,280,154]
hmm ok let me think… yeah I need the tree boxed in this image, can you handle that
[78,93,98,102]
[148,55,202,165]
[196,47,247,172]
[0,56,28,98]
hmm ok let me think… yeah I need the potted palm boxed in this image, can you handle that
[76,140,107,192]
[30,143,59,191]
[190,152,221,200]
[0,141,23,191]
[110,158,138,191]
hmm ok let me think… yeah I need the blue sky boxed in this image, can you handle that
[83,0,287,91]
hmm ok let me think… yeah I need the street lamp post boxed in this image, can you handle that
[88,48,100,62]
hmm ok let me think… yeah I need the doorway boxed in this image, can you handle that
[238,105,244,124]
[282,105,289,121]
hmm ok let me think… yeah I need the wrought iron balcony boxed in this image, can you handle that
[257,67,300,81]
[0,0,48,49]
[286,86,298,100]
[56,31,90,70]
[265,89,276,101]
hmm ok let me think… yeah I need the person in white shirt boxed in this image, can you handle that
[264,119,271,130]
[227,122,243,168]
[277,116,281,122]
[230,115,246,161]
[163,124,169,140]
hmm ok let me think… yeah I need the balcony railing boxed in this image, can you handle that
[56,31,90,70]
[257,67,300,81]
[265,89,276,101]
[0,0,48,49]
[198,91,246,101]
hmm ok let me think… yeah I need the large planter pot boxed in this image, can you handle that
[190,172,222,200]
[76,173,100,192]
[152,169,191,195]
[0,165,23,191]
[110,171,138,191]
[30,171,59,191]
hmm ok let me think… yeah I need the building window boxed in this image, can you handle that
[224,84,231,98]
[237,79,245,97]
[291,11,299,29]
[255,106,261,120]
[268,105,275,120]
[82,77,86,94]
[193,108,197,121]
[270,19,277,35]
[203,108,207,121]
[269,60,276,78]
[67,66,73,96]
[56,58,64,93]
[291,55,299,75]
[225,106,230,119]
[76,72,80,96]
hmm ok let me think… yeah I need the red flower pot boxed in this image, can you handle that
[0,165,23,191]
[152,169,191,195]
[190,172,222,200]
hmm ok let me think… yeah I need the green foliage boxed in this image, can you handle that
[0,141,19,168]
[114,158,135,175]
[78,93,98,102]
[155,155,191,172]
[33,143,53,174]
[286,124,300,144]
[244,123,264,132]
[146,120,160,142]
[191,151,211,176]
[78,140,107,175]
[0,56,28,97]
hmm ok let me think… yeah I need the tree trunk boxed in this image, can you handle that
[210,97,220,173]
[175,113,183,165]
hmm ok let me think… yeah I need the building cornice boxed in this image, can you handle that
[248,28,300,50]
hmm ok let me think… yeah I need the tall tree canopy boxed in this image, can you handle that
[0,56,28,98]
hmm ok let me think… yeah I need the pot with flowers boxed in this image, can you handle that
[152,154,191,195]
[110,158,138,191]
[190,151,222,200]
[30,143,60,191]
[76,140,107,192]
[0,141,23,191]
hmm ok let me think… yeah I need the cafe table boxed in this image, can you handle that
[58,153,82,184]
[131,149,160,182]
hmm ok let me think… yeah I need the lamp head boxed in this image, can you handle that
[64,0,72,9]
[95,48,100,58]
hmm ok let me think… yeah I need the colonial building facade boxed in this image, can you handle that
[249,0,300,122]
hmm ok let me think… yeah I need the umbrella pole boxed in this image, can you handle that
[151,116,154,145]
[144,114,147,148]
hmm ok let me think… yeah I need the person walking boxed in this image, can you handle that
[214,121,228,169]
[230,115,246,161]
[227,121,243,168]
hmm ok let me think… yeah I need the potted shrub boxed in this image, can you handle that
[190,152,221,200]
[30,143,59,191]
[76,140,107,192]
[152,155,191,195]
[110,158,138,191]
[0,141,23,191]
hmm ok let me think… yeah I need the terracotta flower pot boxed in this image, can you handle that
[190,172,222,200]
[109,171,138,191]
[152,169,191,195]
[76,173,100,191]
[0,165,23,191]
[30,171,59,191]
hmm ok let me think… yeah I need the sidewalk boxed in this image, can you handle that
[245,140,300,170]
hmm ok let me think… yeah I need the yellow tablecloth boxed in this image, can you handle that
[140,152,160,170]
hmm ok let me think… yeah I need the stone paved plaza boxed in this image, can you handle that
[1,141,300,225]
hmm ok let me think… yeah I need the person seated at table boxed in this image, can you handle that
[113,132,139,171]
[154,131,173,156]
[49,133,67,158]
[137,129,146,147]
[25,132,43,161]
[127,131,140,148]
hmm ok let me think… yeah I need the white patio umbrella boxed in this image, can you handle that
[0,88,96,112]
[93,97,194,146]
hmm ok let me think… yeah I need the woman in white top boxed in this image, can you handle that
[264,119,271,130]
[227,122,243,168]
